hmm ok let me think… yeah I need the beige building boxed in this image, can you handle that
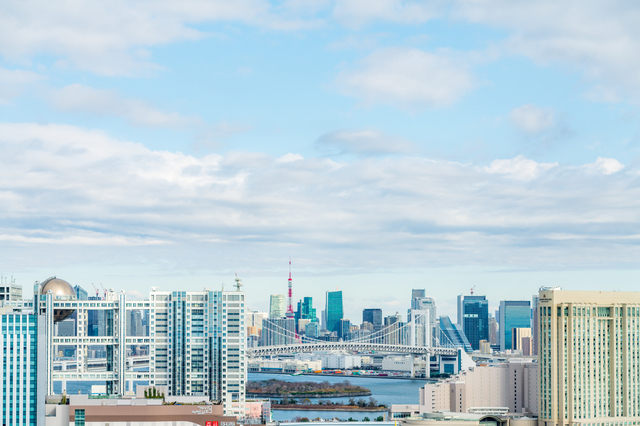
[420,359,538,416]
[538,288,640,426]
[512,328,531,355]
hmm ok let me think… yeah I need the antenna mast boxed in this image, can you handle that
[286,257,294,318]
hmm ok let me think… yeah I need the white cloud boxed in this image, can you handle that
[332,0,439,29]
[1,122,639,276]
[336,47,475,110]
[49,84,199,128]
[0,0,322,75]
[484,155,557,180]
[316,129,414,156]
[509,104,556,134]
[454,0,640,102]
[0,66,45,104]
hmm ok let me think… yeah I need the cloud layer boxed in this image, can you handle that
[0,123,637,275]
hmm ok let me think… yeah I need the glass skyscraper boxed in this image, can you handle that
[460,295,489,351]
[325,291,343,334]
[1,313,45,426]
[499,300,531,351]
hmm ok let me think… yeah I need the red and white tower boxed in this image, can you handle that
[285,257,294,318]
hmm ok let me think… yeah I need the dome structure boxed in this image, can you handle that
[40,277,77,322]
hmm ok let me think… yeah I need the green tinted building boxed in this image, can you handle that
[325,290,343,334]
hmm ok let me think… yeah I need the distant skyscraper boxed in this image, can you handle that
[412,289,426,299]
[269,294,286,318]
[409,292,437,347]
[362,308,382,326]
[488,315,498,345]
[0,275,22,301]
[499,300,531,352]
[305,322,319,338]
[325,291,343,334]
[261,317,296,346]
[74,285,88,300]
[460,295,489,351]
[295,297,317,329]
[338,318,351,340]
[531,295,539,356]
[438,315,472,352]
[0,312,45,425]
[538,288,640,426]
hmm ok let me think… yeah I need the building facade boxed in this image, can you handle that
[460,296,489,351]
[538,288,640,426]
[269,294,286,318]
[499,301,531,352]
[325,290,343,334]
[1,312,46,425]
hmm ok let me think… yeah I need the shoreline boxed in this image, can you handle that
[272,405,387,412]
[248,391,372,399]
[250,371,435,381]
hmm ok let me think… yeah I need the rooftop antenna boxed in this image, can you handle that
[234,273,242,292]
[286,257,294,318]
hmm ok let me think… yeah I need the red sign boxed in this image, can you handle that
[206,422,218,426]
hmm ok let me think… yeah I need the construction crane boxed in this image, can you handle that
[92,283,100,299]
[470,285,476,295]
[100,284,107,300]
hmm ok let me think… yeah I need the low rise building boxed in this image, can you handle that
[420,359,538,416]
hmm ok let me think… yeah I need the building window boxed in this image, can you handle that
[74,409,85,426]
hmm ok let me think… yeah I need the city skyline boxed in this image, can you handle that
[2,2,640,312]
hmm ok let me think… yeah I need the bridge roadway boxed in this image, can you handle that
[247,342,458,357]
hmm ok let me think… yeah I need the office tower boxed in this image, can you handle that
[338,319,351,340]
[325,291,343,334]
[538,288,640,426]
[531,295,539,356]
[456,294,464,326]
[1,312,45,425]
[31,276,246,415]
[74,285,88,300]
[0,275,22,301]
[409,294,437,347]
[511,327,531,354]
[321,309,326,331]
[384,313,403,345]
[459,296,489,351]
[295,297,317,332]
[269,294,286,318]
[261,317,296,346]
[438,316,472,352]
[488,315,498,345]
[305,322,318,338]
[412,289,426,299]
[363,308,382,327]
[499,300,531,352]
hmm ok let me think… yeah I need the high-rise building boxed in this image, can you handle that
[295,297,317,332]
[412,289,426,299]
[27,276,247,415]
[1,312,45,425]
[74,285,88,301]
[531,295,539,356]
[261,318,296,346]
[459,296,489,351]
[338,319,351,340]
[305,322,319,338]
[511,327,531,354]
[269,294,286,318]
[438,316,472,352]
[538,288,640,426]
[0,276,22,302]
[408,293,437,347]
[488,315,498,346]
[363,308,382,327]
[325,291,343,334]
[499,300,531,352]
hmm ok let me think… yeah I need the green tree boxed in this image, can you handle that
[375,416,384,422]
[363,417,370,422]
[144,389,148,398]
[301,418,310,422]
[348,418,356,422]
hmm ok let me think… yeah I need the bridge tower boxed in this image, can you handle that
[285,258,294,318]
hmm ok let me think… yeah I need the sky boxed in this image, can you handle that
[2,0,640,322]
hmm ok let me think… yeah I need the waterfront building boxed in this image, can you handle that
[269,294,286,318]
[24,276,247,416]
[0,276,22,302]
[420,359,538,415]
[538,288,640,426]
[1,312,46,426]
[438,316,472,352]
[459,296,489,351]
[325,290,343,334]
[499,300,530,352]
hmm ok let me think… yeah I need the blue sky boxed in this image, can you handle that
[2,0,640,321]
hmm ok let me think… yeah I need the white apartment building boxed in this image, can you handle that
[420,359,538,416]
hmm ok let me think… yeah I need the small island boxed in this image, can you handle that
[246,379,372,398]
